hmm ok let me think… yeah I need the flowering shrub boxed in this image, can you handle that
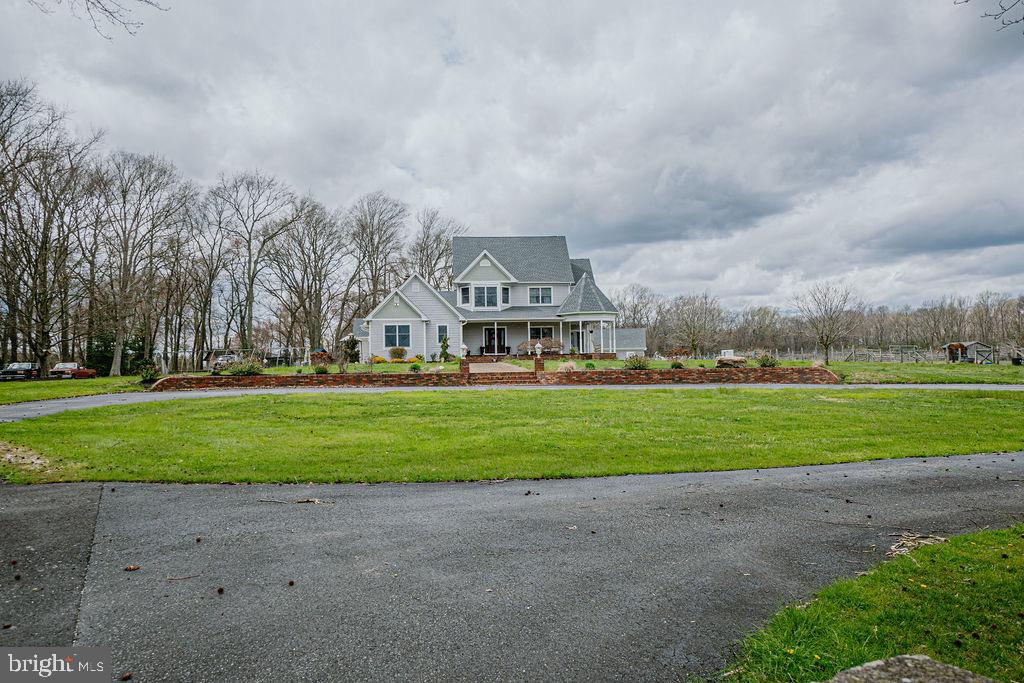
[370,356,388,364]
[222,356,264,376]
[390,358,408,364]
[389,346,407,360]
[624,355,650,370]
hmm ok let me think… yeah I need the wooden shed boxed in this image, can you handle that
[942,341,995,364]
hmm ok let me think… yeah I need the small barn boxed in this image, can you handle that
[942,341,995,364]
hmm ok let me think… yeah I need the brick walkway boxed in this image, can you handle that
[468,362,530,373]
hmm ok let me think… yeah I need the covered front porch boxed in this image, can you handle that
[462,317,619,356]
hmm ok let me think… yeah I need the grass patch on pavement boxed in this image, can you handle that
[727,524,1024,682]
[0,388,1021,484]
[0,376,143,405]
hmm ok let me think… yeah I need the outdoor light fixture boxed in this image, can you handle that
[535,342,543,357]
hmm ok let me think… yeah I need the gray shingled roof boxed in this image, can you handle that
[351,318,368,339]
[570,258,594,283]
[438,290,457,306]
[453,236,574,283]
[614,327,646,350]
[557,274,617,315]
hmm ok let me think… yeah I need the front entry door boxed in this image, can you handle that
[483,327,506,354]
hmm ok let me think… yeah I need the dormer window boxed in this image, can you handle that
[502,287,510,305]
[460,287,470,305]
[474,285,498,308]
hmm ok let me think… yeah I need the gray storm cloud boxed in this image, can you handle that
[2,0,1021,307]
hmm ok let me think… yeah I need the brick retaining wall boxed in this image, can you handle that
[149,372,470,391]
[149,365,838,391]
[537,366,839,385]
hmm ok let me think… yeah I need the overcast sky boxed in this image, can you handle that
[3,1,1022,307]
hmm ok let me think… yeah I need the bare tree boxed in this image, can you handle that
[955,0,1024,34]
[210,171,298,351]
[403,207,466,290]
[791,282,864,364]
[95,151,186,374]
[0,80,98,373]
[28,0,166,36]
[667,293,726,357]
[265,198,358,350]
[346,191,408,312]
[612,284,660,329]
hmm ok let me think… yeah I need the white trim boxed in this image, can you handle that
[528,325,555,340]
[470,282,502,311]
[383,323,413,348]
[364,289,429,321]
[527,286,554,306]
[481,325,508,355]
[454,249,517,283]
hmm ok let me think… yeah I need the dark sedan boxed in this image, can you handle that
[1,362,40,380]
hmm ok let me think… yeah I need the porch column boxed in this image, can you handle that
[559,321,563,348]
[494,321,498,355]
[423,321,428,359]
[612,319,616,353]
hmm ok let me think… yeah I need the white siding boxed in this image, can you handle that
[397,279,462,359]
[508,283,571,306]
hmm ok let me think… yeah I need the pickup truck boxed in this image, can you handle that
[50,362,98,379]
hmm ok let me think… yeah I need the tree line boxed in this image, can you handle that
[612,283,1024,360]
[4,79,1023,376]
[0,80,465,375]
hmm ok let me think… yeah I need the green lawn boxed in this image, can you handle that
[728,524,1024,682]
[0,376,143,405]
[1,388,1021,484]
[541,359,1024,384]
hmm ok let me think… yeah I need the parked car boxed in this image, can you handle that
[212,354,240,370]
[0,362,40,380]
[50,362,97,379]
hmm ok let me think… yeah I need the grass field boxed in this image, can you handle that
[727,524,1024,682]
[1,388,1021,484]
[0,376,142,405]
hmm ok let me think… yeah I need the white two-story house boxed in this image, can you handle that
[352,236,646,360]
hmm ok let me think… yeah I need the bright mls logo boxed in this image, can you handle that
[1,649,109,682]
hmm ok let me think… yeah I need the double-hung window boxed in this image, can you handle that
[437,324,448,344]
[501,287,510,305]
[529,326,554,339]
[384,324,411,348]
[460,287,470,305]
[529,287,552,304]
[474,286,498,308]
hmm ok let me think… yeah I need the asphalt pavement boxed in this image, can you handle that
[2,453,1022,681]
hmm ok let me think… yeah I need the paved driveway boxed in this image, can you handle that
[2,454,1022,681]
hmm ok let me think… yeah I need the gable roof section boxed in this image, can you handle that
[570,258,594,283]
[364,288,428,321]
[453,236,574,283]
[454,249,517,283]
[557,274,618,315]
[400,273,466,320]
